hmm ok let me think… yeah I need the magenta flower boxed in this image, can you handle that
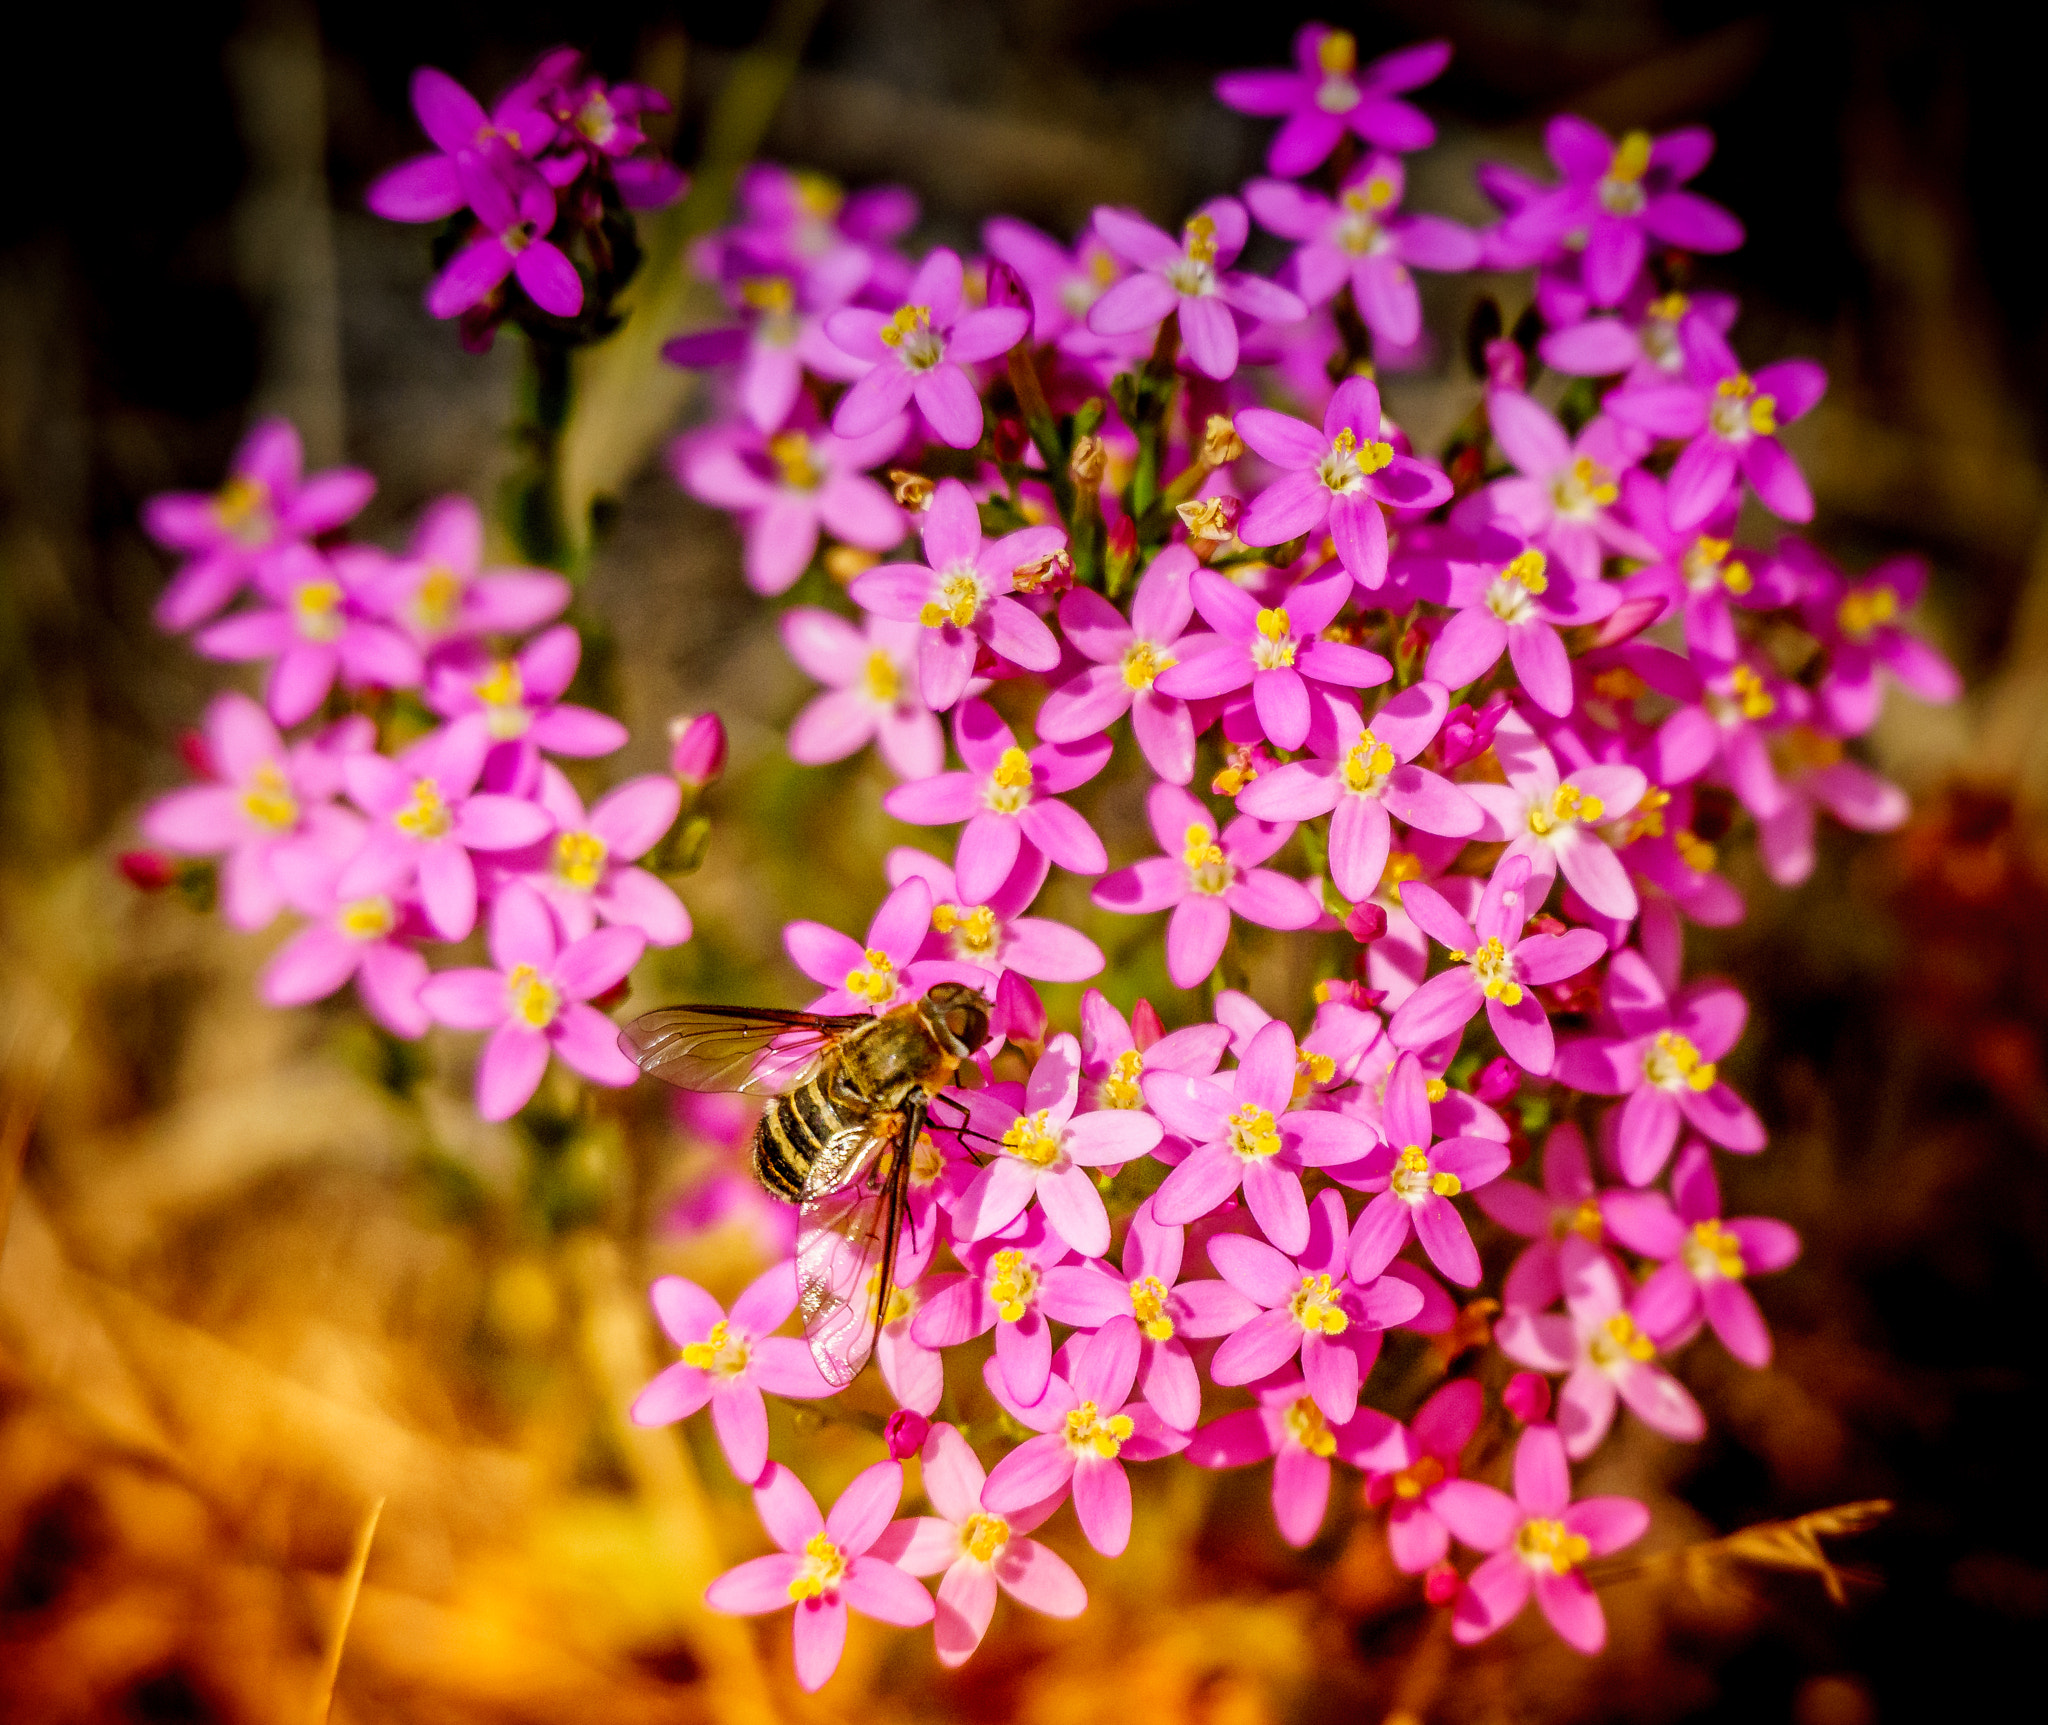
[1495,1252,1706,1459]
[1462,711,1649,921]
[672,415,907,596]
[1786,545,1962,735]
[872,1231,944,1416]
[1498,117,1742,305]
[1388,853,1607,1076]
[338,727,553,941]
[826,247,1028,447]
[1605,1139,1801,1367]
[664,248,871,432]
[138,692,358,931]
[1036,547,1209,785]
[1553,946,1765,1184]
[869,1421,1086,1669]
[887,846,1104,984]
[1755,740,1910,890]
[1475,1122,1628,1313]
[1245,156,1479,346]
[1608,468,1780,665]
[629,1263,833,1481]
[948,1035,1162,1259]
[1482,391,1651,583]
[1235,377,1450,590]
[705,1460,934,1691]
[980,1317,1190,1558]
[145,417,374,630]
[1187,1370,1405,1549]
[912,1208,1073,1405]
[365,65,555,225]
[1216,29,1450,176]
[1040,1197,1257,1429]
[781,609,943,781]
[1432,1422,1649,1652]
[1156,565,1390,750]
[1344,1052,1511,1287]
[1424,523,1620,716]
[1360,1378,1485,1572]
[1093,783,1323,991]
[195,545,421,727]
[502,765,689,946]
[784,876,990,1016]
[1144,1018,1372,1252]
[849,479,1063,710]
[1238,681,1480,902]
[427,173,583,321]
[364,495,569,650]
[1606,321,1827,530]
[1086,198,1305,381]
[262,815,432,1038]
[1076,988,1231,1120]
[1212,989,1382,1106]
[981,217,1130,352]
[418,881,643,1120]
[425,623,628,779]
[1208,1189,1425,1420]
[882,699,1109,905]
[1540,285,1740,387]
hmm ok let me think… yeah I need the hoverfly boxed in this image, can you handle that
[619,982,993,1387]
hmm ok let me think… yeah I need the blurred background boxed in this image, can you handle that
[4,0,2046,1719]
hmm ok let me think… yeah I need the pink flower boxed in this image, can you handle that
[145,417,374,630]
[849,479,1063,710]
[980,1316,1191,1557]
[1245,156,1480,347]
[1787,544,1962,735]
[869,1422,1087,1668]
[365,65,555,225]
[1216,29,1450,177]
[138,692,360,930]
[1432,1421,1648,1652]
[500,765,689,945]
[705,1460,934,1691]
[784,876,990,1016]
[195,545,421,728]
[425,623,628,782]
[1036,547,1210,785]
[427,173,583,321]
[629,1263,834,1481]
[1040,1197,1258,1429]
[338,724,554,940]
[1238,682,1481,902]
[883,699,1109,904]
[417,880,643,1120]
[1481,392,1651,584]
[1553,945,1765,1184]
[1154,564,1391,750]
[912,1209,1073,1407]
[1076,988,1231,1120]
[1186,1370,1405,1549]
[1094,782,1323,993]
[672,415,907,595]
[363,494,570,651]
[781,609,943,780]
[1211,989,1382,1104]
[1361,1378,1485,1572]
[1607,469,1780,664]
[1143,1018,1372,1252]
[1496,1252,1706,1459]
[1423,523,1620,717]
[669,712,728,787]
[982,217,1130,352]
[1086,197,1306,380]
[1207,1188,1426,1420]
[1389,853,1606,1075]
[1605,1139,1800,1367]
[1343,1051,1511,1287]
[870,1229,944,1416]
[948,1035,1162,1259]
[825,248,1029,447]
[1475,1122,1630,1313]
[1235,377,1451,590]
[1462,711,1649,921]
[1754,742,1910,890]
[887,846,1103,984]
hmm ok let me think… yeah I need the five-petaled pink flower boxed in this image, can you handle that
[887,846,1104,985]
[705,1460,934,1691]
[428,173,583,322]
[1481,391,1653,586]
[1475,1121,1629,1314]
[499,765,689,946]
[425,622,628,783]
[1361,1378,1485,1572]
[363,493,570,650]
[1216,29,1450,176]
[1786,543,1962,736]
[364,65,555,225]
[911,1209,1073,1406]
[784,876,990,1016]
[1424,522,1620,716]
[781,608,944,781]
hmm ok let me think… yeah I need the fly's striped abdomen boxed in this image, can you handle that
[752,1063,854,1201]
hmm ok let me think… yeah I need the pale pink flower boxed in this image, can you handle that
[361,494,569,651]
[499,765,689,945]
[887,846,1103,984]
[1475,1122,1631,1313]
[1481,391,1652,584]
[781,609,944,781]
[424,623,628,782]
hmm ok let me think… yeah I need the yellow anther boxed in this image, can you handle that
[960,1512,1010,1563]
[1184,213,1218,265]
[1528,783,1604,836]
[553,829,608,890]
[988,1248,1040,1321]
[918,569,982,629]
[1600,1311,1658,1363]
[1503,549,1550,594]
[413,564,462,631]
[1228,1102,1283,1161]
[1712,373,1778,437]
[786,1531,847,1600]
[1515,1517,1591,1575]
[1290,1273,1350,1335]
[1183,822,1225,871]
[1648,292,1691,322]
[681,1318,751,1375]
[991,747,1034,792]
[1342,730,1396,794]
[1673,829,1719,873]
[878,304,932,347]
[844,949,897,1004]
[1316,29,1357,75]
[213,473,269,538]
[1391,1455,1446,1500]
[1553,455,1619,515]
[932,901,999,956]
[1130,1274,1175,1341]
[1065,1399,1135,1459]
[340,896,395,940]
[1100,1048,1145,1110]
[1686,1218,1748,1282]
[911,1131,945,1184]
[1469,936,1523,1006]
[474,660,530,739]
[1592,666,1648,704]
[1625,785,1671,842]
[1298,1046,1337,1086]
[1730,663,1776,720]
[891,469,935,510]
[1013,548,1074,593]
[1285,1395,1338,1458]
[1565,1197,1604,1242]
[1722,558,1754,595]
[240,762,299,833]
[1178,496,1238,539]
[1646,1030,1717,1092]
[1610,131,1653,183]
[1392,1142,1452,1202]
[505,962,559,1029]
[395,778,453,840]
[1837,586,1899,638]
[1334,428,1357,456]
[1425,1077,1448,1103]
[292,578,345,642]
[1255,605,1292,643]
[863,648,900,705]
[1122,639,1177,690]
[767,430,823,490]
[738,275,795,314]
[1000,1108,1063,1169]
[1383,851,1424,886]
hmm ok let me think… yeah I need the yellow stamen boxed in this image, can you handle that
[918,569,982,629]
[1837,586,1899,638]
[1594,1311,1658,1365]
[1316,30,1357,75]
[878,304,932,347]
[1609,131,1653,182]
[960,1512,1010,1563]
[1290,1273,1350,1335]
[1000,1108,1063,1168]
[1645,1030,1717,1092]
[552,829,608,890]
[1064,1399,1135,1459]
[989,1249,1040,1322]
[738,275,795,314]
[786,1531,847,1600]
[1391,1455,1446,1500]
[767,430,823,490]
[340,896,395,940]
[1527,782,1605,837]
[1469,936,1523,1005]
[1342,730,1396,794]
[680,1318,751,1375]
[1730,663,1776,720]
[394,779,453,840]
[844,948,897,1004]
[1516,1517,1590,1575]
[1285,1395,1337,1458]
[505,962,559,1029]
[933,901,999,957]
[1183,213,1218,265]
[1122,639,1177,690]
[1130,1274,1175,1341]
[1100,1049,1145,1110]
[240,762,298,833]
[1625,785,1671,843]
[1227,1102,1282,1161]
[1503,549,1549,594]
[1673,829,1719,873]
[292,578,345,642]
[863,648,900,705]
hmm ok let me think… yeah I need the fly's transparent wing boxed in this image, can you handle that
[619,1005,866,1095]
[794,1105,919,1389]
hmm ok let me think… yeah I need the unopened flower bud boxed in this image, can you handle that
[1177,495,1240,542]
[1423,1562,1463,1607]
[668,712,727,787]
[1503,1370,1552,1425]
[884,1409,931,1461]
[996,968,1047,1049]
[1107,515,1138,589]
[889,469,935,512]
[1012,547,1073,596]
[1131,998,1165,1052]
[176,727,217,780]
[1200,413,1244,466]
[824,545,880,584]
[1344,903,1389,944]
[1069,434,1108,486]
[118,849,176,892]
[1483,337,1526,392]
[1473,1056,1520,1105]
[984,259,1032,319]
[993,415,1028,465]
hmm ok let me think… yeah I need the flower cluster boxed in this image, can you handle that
[636,21,1958,1689]
[133,418,708,1121]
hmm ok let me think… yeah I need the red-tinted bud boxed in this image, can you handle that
[176,728,217,780]
[884,1410,931,1461]
[984,259,1033,320]
[996,968,1046,1049]
[1107,514,1138,588]
[1423,1561,1463,1607]
[1483,337,1526,392]
[1131,998,1165,1052]
[993,415,1028,465]
[1344,903,1389,944]
[668,712,727,787]
[118,849,176,892]
[1503,1371,1552,1425]
[1473,1056,1520,1104]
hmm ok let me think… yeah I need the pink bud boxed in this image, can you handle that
[1473,1057,1519,1105]
[118,849,175,892]
[1423,1561,1463,1607]
[1436,691,1508,771]
[884,1409,931,1461]
[985,259,1033,320]
[1503,1371,1551,1425]
[1344,903,1388,944]
[1483,338,1526,392]
[175,727,217,781]
[1131,998,1164,1052]
[1593,596,1664,649]
[668,712,727,787]
[995,969,1046,1048]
